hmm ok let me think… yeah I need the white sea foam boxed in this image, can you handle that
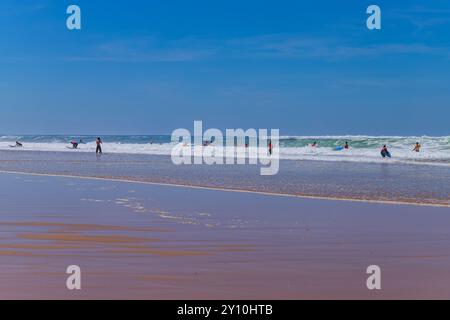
[1,135,449,167]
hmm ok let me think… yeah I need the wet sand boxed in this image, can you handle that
[1,172,450,299]
[1,151,449,206]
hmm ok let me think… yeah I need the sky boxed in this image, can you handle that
[1,0,450,136]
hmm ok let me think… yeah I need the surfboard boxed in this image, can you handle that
[335,146,344,151]
[381,151,391,158]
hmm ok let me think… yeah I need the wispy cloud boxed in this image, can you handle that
[222,34,450,60]
[66,37,218,62]
[390,5,450,32]
[0,0,49,16]
[65,33,450,63]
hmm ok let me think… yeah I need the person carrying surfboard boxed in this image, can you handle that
[10,141,23,148]
[70,140,79,149]
[381,145,391,158]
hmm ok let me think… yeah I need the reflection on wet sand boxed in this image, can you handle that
[1,172,450,299]
[2,221,248,258]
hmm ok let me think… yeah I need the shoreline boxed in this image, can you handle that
[1,169,448,208]
[1,147,449,168]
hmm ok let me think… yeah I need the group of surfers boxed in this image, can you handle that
[9,139,422,159]
[310,141,422,158]
[11,138,103,154]
[68,138,103,154]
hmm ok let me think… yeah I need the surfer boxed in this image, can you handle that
[344,141,349,149]
[381,145,391,158]
[311,141,317,147]
[69,139,85,149]
[9,141,23,148]
[70,140,79,149]
[268,139,273,155]
[96,137,103,154]
[412,142,421,152]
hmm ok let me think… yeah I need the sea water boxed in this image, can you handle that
[1,135,449,167]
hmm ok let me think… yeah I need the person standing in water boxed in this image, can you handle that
[96,137,103,154]
[381,145,391,158]
[344,141,349,149]
[268,139,273,155]
[412,142,421,152]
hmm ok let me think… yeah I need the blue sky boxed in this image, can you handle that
[1,0,450,135]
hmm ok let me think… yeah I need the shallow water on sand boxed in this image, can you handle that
[0,150,449,206]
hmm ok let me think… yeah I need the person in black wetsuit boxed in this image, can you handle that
[96,137,103,154]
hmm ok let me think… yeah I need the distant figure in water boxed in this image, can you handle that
[70,140,79,149]
[70,139,85,149]
[344,141,349,149]
[413,142,421,152]
[15,141,23,147]
[96,137,103,154]
[268,139,273,155]
[381,145,391,158]
[311,141,317,147]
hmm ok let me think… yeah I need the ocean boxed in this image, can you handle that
[1,134,449,167]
